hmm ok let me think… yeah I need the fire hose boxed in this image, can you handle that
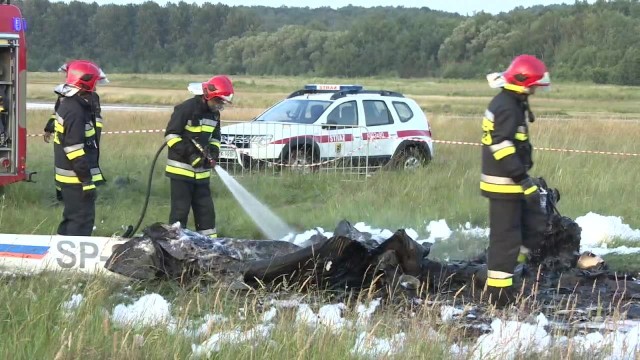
[121,139,215,238]
[122,142,167,238]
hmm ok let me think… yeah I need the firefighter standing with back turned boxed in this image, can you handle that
[164,75,234,239]
[44,60,109,201]
[53,60,103,236]
[479,54,551,307]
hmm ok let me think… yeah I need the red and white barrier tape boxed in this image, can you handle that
[430,139,640,157]
[225,139,375,168]
[26,129,640,157]
[27,129,166,137]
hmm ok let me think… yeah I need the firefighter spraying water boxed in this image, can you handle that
[124,76,293,240]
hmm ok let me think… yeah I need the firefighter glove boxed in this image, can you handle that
[210,147,220,163]
[208,147,219,168]
[44,114,56,133]
[519,177,541,207]
[202,151,216,169]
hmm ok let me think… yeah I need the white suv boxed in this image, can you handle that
[218,84,434,171]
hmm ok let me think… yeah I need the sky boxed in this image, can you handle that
[50,0,595,16]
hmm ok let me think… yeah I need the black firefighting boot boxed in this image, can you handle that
[470,267,516,307]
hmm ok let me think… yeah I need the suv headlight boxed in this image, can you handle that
[250,135,273,146]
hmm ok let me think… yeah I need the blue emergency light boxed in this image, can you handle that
[304,84,363,92]
[12,17,27,32]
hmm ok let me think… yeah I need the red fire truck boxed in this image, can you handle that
[0,2,32,191]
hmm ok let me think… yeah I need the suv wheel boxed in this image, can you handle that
[287,147,317,173]
[392,146,429,170]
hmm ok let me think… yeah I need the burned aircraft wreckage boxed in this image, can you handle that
[106,179,640,314]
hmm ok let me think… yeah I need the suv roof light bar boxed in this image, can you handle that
[287,84,405,100]
[330,89,405,100]
[287,84,363,98]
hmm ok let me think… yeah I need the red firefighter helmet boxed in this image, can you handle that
[502,54,551,94]
[65,60,102,93]
[202,75,234,103]
[59,59,109,85]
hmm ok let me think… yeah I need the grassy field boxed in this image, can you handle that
[6,105,640,240]
[26,72,640,115]
[1,74,640,359]
[2,271,610,360]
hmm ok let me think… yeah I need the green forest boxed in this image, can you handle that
[10,0,640,85]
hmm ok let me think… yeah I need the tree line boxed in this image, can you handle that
[11,0,640,85]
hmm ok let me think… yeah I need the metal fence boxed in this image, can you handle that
[217,120,375,180]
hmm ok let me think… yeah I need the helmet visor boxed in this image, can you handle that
[98,69,109,85]
[216,94,233,104]
[532,72,551,88]
[187,82,204,95]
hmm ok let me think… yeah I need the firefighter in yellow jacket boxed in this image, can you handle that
[45,61,109,201]
[53,60,103,236]
[164,75,234,238]
[480,54,551,306]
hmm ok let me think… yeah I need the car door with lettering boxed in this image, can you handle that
[319,100,364,160]
[361,100,395,157]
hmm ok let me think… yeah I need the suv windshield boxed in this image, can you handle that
[255,99,331,124]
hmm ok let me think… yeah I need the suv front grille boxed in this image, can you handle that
[221,134,252,149]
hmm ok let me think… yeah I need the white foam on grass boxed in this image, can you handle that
[269,298,302,308]
[456,314,640,360]
[356,298,382,327]
[450,343,470,358]
[423,219,453,243]
[572,332,606,353]
[441,305,464,323]
[405,228,419,240]
[173,314,229,339]
[460,221,491,238]
[470,318,551,360]
[565,323,640,359]
[279,212,640,255]
[317,303,351,333]
[584,246,640,256]
[605,322,640,360]
[354,222,395,241]
[295,303,318,327]
[261,307,277,323]
[281,227,331,245]
[576,212,640,247]
[191,323,274,358]
[350,331,406,358]
[111,293,172,328]
[61,293,84,315]
[536,313,549,327]
[295,303,352,334]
